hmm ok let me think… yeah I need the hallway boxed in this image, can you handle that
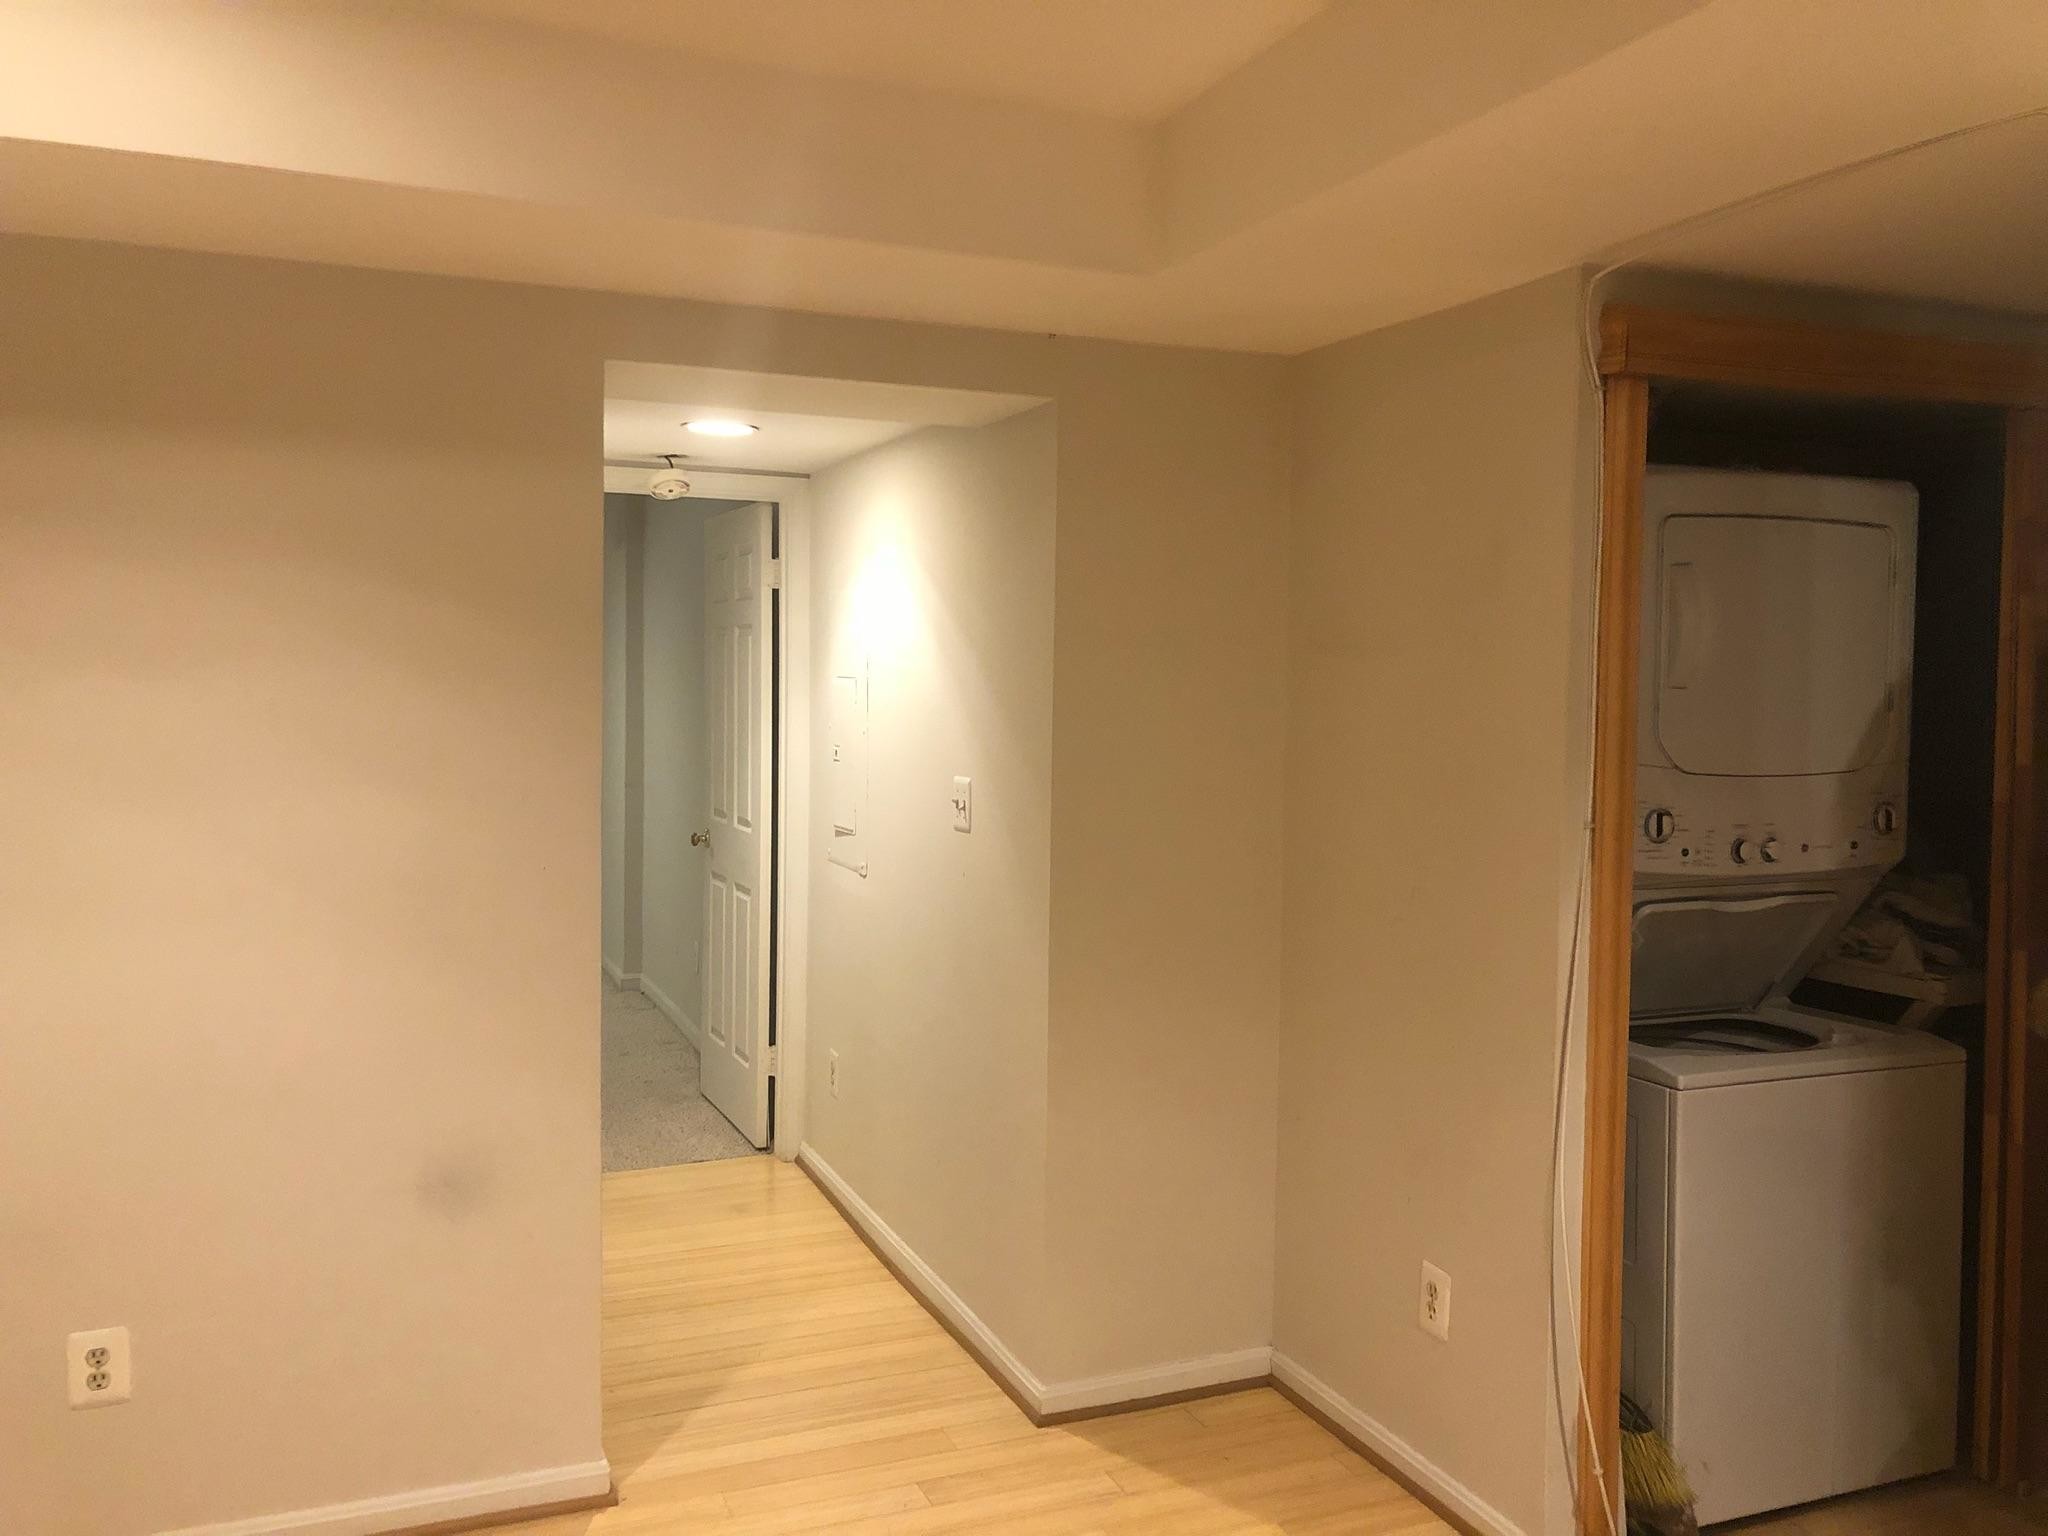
[601,978,756,1171]
[503,1157,1448,1534]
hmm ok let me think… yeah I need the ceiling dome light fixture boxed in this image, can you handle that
[648,455,691,500]
[685,418,759,439]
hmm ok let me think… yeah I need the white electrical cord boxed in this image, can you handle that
[1548,318,1624,1529]
[1550,834,1620,1536]
[1546,102,2048,1536]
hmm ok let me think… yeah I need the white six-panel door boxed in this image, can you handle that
[699,502,775,1147]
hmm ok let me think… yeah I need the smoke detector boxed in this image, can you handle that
[648,455,690,500]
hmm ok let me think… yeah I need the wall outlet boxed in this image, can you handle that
[1419,1263,1451,1343]
[68,1327,132,1408]
[951,776,972,833]
[828,1049,840,1099]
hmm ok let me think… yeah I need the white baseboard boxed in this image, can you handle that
[636,972,701,1045]
[799,1144,1267,1421]
[155,1459,612,1536]
[799,1144,1047,1407]
[601,956,626,987]
[1270,1351,1523,1536]
[1037,1345,1272,1417]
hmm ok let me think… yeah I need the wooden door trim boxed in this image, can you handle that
[1599,303,2048,407]
[1991,411,2048,1483]
[1580,310,2048,1534]
[1578,374,1648,1534]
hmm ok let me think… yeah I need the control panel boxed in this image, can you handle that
[1634,763,1906,878]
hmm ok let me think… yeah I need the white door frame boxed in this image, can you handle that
[605,464,810,1161]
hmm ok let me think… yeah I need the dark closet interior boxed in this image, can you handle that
[1645,381,2009,1454]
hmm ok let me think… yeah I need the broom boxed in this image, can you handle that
[1619,1393,1697,1536]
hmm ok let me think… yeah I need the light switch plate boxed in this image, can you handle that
[951,776,972,833]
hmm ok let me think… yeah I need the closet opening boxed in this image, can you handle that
[1578,305,2048,1536]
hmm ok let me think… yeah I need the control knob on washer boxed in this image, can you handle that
[1873,802,1900,835]
[1643,808,1677,844]
[1730,837,1751,865]
[1758,837,1780,864]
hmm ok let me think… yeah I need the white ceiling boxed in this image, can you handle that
[602,362,1045,475]
[1618,111,2048,322]
[438,0,1326,121]
[604,401,913,476]
[604,362,1043,428]
[3,1,2047,351]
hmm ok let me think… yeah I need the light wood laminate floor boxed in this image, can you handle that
[500,1156,1449,1535]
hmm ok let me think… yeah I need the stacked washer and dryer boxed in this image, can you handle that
[1620,468,1968,1526]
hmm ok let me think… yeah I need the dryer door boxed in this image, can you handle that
[1653,514,1899,778]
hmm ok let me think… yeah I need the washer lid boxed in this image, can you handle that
[1628,1008,1966,1089]
[1630,891,1843,1016]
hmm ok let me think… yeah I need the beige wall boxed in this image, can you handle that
[0,232,1289,1532]
[34,223,2019,1536]
[803,366,1293,1394]
[806,412,1059,1362]
[0,242,608,1534]
[1276,271,1596,1534]
[601,493,642,979]
[1269,268,2048,1536]
[1042,360,1290,1382]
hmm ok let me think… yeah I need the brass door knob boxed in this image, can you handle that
[690,830,711,848]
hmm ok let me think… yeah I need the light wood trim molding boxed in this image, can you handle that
[1578,373,1649,1536]
[1599,303,2048,406]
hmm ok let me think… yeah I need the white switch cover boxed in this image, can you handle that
[69,1326,132,1408]
[951,776,972,833]
[1419,1263,1451,1343]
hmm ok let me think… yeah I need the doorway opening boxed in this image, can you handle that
[591,360,1076,1516]
[602,485,782,1168]
[596,359,1048,1189]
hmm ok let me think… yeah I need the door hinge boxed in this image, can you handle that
[766,557,784,590]
[767,1044,779,1076]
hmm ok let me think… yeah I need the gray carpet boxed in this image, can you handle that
[602,977,759,1171]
